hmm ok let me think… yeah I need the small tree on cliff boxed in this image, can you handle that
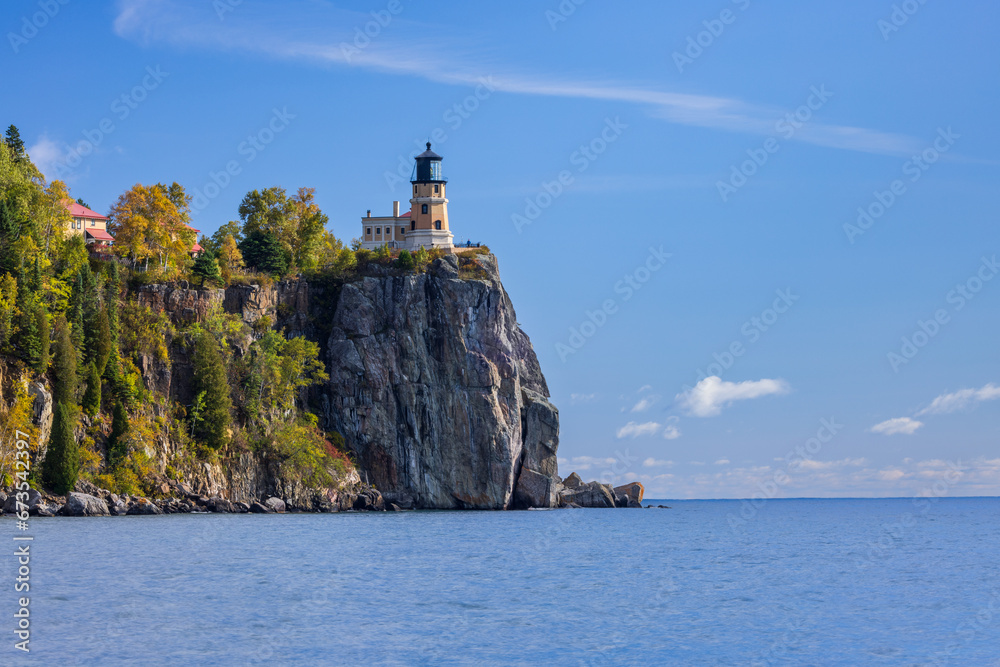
[239,229,288,276]
[191,331,232,450]
[395,249,415,271]
[51,315,77,406]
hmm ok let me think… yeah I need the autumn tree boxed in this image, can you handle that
[290,187,327,270]
[107,183,194,270]
[218,233,244,282]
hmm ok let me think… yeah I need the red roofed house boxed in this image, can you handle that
[66,202,114,249]
[185,224,204,257]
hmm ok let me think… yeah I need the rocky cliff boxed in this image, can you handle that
[318,253,559,509]
[6,253,560,511]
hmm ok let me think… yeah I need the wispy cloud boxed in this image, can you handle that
[616,421,661,439]
[662,417,681,440]
[916,383,1000,416]
[630,394,660,413]
[643,458,674,468]
[570,393,597,404]
[111,0,924,156]
[870,417,923,436]
[675,376,790,418]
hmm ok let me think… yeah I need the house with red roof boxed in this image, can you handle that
[65,202,114,249]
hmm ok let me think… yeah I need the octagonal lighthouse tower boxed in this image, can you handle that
[407,143,454,251]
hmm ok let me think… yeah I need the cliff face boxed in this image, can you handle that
[319,254,559,509]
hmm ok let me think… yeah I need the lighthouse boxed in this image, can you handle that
[406,142,454,251]
[360,143,455,251]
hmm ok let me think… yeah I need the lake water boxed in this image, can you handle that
[2,498,998,665]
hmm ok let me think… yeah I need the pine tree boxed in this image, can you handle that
[42,402,79,494]
[0,199,19,277]
[82,361,101,417]
[69,271,86,364]
[94,308,112,376]
[106,398,130,468]
[51,315,77,406]
[35,304,49,374]
[105,263,120,345]
[191,331,232,449]
[239,230,288,275]
[191,250,221,287]
[4,125,26,162]
[13,263,41,371]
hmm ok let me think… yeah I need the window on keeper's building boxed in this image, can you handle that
[435,220,442,230]
[376,227,381,235]
[422,204,428,214]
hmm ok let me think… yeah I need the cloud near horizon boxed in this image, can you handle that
[616,421,662,439]
[110,0,925,157]
[675,376,790,417]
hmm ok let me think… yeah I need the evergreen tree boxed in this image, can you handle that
[94,308,112,376]
[69,271,85,363]
[82,361,101,417]
[51,315,77,406]
[239,230,289,275]
[13,263,41,371]
[106,398,130,468]
[396,249,415,271]
[191,331,232,450]
[0,199,19,277]
[4,125,26,162]
[105,263,120,345]
[35,304,49,374]
[191,250,221,287]
[42,402,79,494]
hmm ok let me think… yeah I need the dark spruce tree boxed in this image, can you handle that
[4,125,26,162]
[239,230,289,276]
[0,198,19,276]
[106,398,130,468]
[191,331,232,450]
[191,249,222,287]
[82,361,101,417]
[42,402,79,494]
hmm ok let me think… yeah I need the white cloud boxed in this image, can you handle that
[570,393,597,404]
[714,459,730,465]
[662,417,681,440]
[636,385,653,393]
[616,421,661,439]
[27,135,68,180]
[642,458,674,468]
[794,458,868,471]
[630,394,660,413]
[109,0,925,157]
[675,376,790,417]
[557,455,616,472]
[870,417,924,436]
[917,384,1000,415]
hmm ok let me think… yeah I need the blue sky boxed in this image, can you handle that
[4,0,999,498]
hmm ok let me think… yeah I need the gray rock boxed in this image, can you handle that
[613,482,645,504]
[126,498,163,515]
[233,501,250,513]
[206,497,235,513]
[513,468,555,509]
[352,489,384,511]
[249,501,271,514]
[62,492,110,517]
[264,497,286,513]
[3,489,41,514]
[560,481,616,508]
[562,472,583,489]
